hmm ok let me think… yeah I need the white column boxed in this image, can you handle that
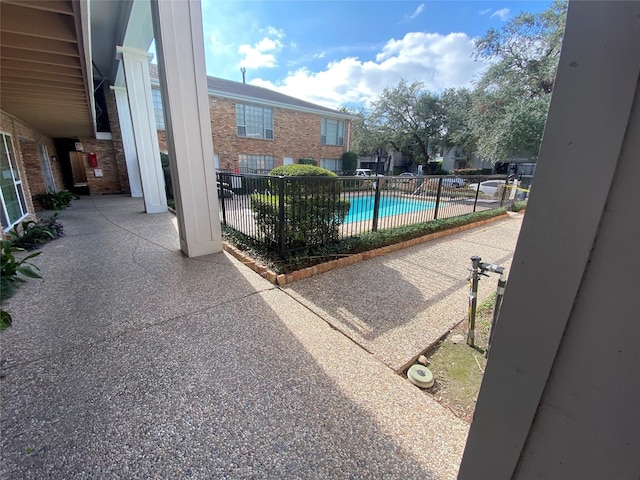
[149,0,222,257]
[111,86,143,198]
[116,46,167,214]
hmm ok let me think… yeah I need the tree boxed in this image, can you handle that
[371,79,445,166]
[440,88,478,156]
[472,0,568,163]
[347,106,387,157]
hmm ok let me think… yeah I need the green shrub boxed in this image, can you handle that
[453,168,483,176]
[251,165,350,250]
[511,200,527,212]
[226,207,507,273]
[33,190,76,211]
[341,151,358,173]
[1,240,42,329]
[298,158,317,166]
[160,152,170,168]
[271,164,335,177]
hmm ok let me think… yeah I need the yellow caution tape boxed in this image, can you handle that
[505,184,531,193]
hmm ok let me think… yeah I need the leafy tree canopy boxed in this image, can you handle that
[472,0,567,162]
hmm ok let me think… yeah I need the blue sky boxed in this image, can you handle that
[188,1,553,109]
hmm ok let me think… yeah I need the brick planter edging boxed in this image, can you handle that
[223,213,509,286]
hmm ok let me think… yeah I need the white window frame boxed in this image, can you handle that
[320,158,342,173]
[151,88,165,130]
[321,118,345,146]
[236,104,274,140]
[238,154,275,173]
[1,132,28,231]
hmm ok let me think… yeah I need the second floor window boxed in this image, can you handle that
[321,118,344,146]
[236,104,273,139]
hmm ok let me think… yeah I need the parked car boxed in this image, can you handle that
[355,168,374,177]
[468,180,506,196]
[441,177,466,188]
[398,172,416,177]
[426,176,467,188]
[355,168,384,177]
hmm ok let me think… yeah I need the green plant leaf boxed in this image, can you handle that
[0,309,12,330]
[16,266,42,279]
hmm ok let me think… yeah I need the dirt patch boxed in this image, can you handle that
[421,295,495,423]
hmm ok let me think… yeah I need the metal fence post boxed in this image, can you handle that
[433,177,443,220]
[473,180,481,212]
[486,270,507,358]
[467,255,482,347]
[218,172,227,225]
[278,176,286,258]
[499,180,508,207]
[371,176,382,232]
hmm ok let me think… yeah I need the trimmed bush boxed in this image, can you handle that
[511,200,527,212]
[341,151,358,174]
[251,165,350,250]
[298,158,317,166]
[453,168,483,175]
[224,207,507,274]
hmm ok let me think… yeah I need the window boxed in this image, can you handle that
[1,132,28,231]
[238,154,274,174]
[152,88,165,130]
[39,144,56,192]
[320,158,342,173]
[321,118,344,146]
[236,104,273,139]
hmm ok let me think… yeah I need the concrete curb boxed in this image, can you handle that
[223,213,510,286]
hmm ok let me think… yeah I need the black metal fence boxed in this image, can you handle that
[217,172,526,258]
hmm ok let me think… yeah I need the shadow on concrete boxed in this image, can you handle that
[0,195,465,478]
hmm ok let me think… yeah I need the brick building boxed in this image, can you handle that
[150,66,356,174]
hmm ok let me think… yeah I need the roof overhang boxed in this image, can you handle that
[0,0,95,138]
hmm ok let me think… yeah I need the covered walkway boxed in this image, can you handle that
[1,195,479,478]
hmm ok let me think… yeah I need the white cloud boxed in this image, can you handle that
[491,8,510,21]
[479,8,492,16]
[238,28,284,69]
[249,32,487,109]
[210,35,233,52]
[407,4,425,20]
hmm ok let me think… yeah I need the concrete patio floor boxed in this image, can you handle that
[0,195,522,478]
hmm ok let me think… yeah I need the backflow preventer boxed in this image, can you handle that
[467,256,507,358]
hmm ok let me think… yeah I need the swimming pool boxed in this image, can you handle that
[345,195,436,224]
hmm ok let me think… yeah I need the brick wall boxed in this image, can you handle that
[154,93,350,171]
[157,130,168,153]
[210,97,349,171]
[76,138,123,195]
[1,109,64,216]
[104,86,130,193]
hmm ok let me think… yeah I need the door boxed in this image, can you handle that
[69,151,87,186]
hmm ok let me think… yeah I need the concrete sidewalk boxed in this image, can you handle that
[0,195,521,479]
[285,213,523,371]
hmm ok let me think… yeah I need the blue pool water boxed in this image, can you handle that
[345,195,436,224]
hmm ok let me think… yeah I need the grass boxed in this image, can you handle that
[422,292,496,422]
